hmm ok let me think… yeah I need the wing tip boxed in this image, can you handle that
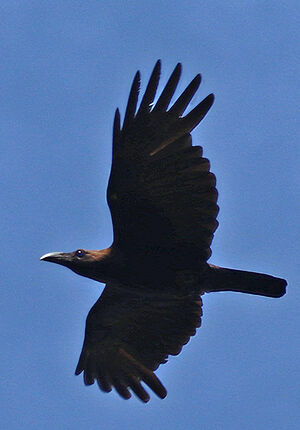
[114,108,120,123]
[155,58,162,68]
[151,59,161,80]
[207,92,215,105]
[132,70,141,92]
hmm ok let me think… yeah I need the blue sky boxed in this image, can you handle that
[2,1,299,429]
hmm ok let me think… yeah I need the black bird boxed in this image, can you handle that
[41,61,287,403]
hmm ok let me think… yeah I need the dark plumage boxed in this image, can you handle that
[41,61,287,403]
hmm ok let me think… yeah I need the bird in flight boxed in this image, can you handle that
[41,60,287,403]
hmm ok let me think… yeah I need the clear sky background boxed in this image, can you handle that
[2,2,299,429]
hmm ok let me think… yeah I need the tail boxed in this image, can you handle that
[206,264,287,298]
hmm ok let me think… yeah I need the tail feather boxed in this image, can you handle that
[206,264,287,298]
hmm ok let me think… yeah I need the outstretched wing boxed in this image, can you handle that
[107,60,218,261]
[75,282,202,402]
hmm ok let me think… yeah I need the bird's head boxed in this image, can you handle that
[40,248,111,283]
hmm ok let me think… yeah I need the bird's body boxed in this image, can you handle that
[41,61,287,402]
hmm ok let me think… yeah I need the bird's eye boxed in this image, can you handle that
[75,249,85,258]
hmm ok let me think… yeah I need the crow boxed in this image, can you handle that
[41,60,287,403]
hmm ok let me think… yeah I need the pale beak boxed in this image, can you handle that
[40,251,72,267]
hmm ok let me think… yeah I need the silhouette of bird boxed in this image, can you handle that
[41,60,287,403]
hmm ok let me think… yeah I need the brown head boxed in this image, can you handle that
[40,248,112,283]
